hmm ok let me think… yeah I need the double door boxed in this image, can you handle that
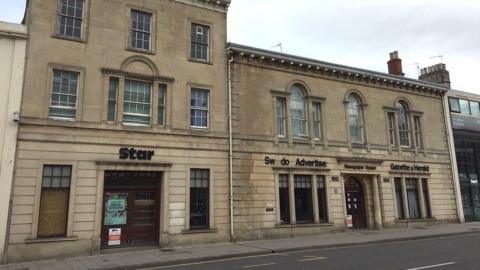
[102,189,159,247]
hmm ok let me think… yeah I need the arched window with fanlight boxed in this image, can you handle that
[347,94,364,144]
[396,101,410,146]
[289,84,308,137]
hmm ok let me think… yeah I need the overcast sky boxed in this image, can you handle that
[2,0,479,93]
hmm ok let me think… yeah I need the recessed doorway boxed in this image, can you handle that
[345,176,367,229]
[101,171,161,248]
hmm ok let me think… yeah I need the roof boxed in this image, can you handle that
[227,43,449,95]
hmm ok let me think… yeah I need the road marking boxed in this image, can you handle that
[243,262,276,268]
[283,233,480,255]
[297,256,327,262]
[405,262,456,270]
[138,254,282,269]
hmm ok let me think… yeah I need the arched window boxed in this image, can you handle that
[347,94,364,143]
[289,84,308,137]
[396,101,410,146]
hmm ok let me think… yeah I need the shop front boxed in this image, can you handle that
[101,171,162,248]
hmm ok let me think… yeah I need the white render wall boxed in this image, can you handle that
[0,21,27,262]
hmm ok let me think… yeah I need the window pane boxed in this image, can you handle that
[190,169,209,229]
[158,84,166,125]
[58,0,84,38]
[190,88,209,128]
[289,84,307,137]
[388,112,396,146]
[294,175,313,223]
[49,70,79,119]
[394,178,404,219]
[449,98,460,113]
[123,80,152,125]
[276,97,286,137]
[278,174,290,224]
[348,94,364,143]
[406,178,420,219]
[317,176,327,222]
[397,102,410,146]
[313,102,322,139]
[470,101,480,116]
[107,77,118,121]
[414,116,423,148]
[130,10,151,50]
[459,99,470,115]
[191,24,209,60]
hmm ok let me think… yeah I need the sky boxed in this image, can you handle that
[1,0,479,93]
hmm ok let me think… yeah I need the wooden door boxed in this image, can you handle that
[127,190,159,244]
[345,177,367,229]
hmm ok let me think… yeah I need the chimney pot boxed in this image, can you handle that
[387,51,404,76]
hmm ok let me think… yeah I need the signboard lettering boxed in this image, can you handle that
[119,148,154,160]
[390,163,429,172]
[264,156,327,168]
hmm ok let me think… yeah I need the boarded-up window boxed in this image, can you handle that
[37,165,71,238]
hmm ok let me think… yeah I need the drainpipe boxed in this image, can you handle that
[228,55,235,241]
[442,91,465,223]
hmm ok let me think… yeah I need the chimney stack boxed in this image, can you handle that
[419,63,451,88]
[387,51,404,76]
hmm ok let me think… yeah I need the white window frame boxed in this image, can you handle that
[190,88,210,129]
[129,9,152,51]
[57,0,85,39]
[48,69,80,121]
[122,79,153,126]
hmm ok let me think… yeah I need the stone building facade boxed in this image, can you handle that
[227,44,459,240]
[0,21,27,263]
[7,0,231,262]
[5,0,461,263]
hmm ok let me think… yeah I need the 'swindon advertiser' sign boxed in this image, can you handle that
[119,147,155,160]
[390,163,430,172]
[264,156,327,168]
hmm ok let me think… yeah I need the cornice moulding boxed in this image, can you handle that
[227,43,449,96]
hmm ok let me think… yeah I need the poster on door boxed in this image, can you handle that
[104,193,128,225]
[108,228,121,246]
[347,215,353,228]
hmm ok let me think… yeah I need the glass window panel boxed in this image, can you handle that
[449,98,460,113]
[289,84,307,137]
[130,10,151,50]
[276,97,286,137]
[190,88,209,128]
[470,101,480,116]
[459,99,471,115]
[58,0,84,38]
[278,174,290,224]
[190,169,209,229]
[396,101,410,146]
[191,24,209,60]
[406,178,420,219]
[312,102,322,139]
[347,94,364,143]
[294,175,313,223]
[123,80,152,125]
[49,70,79,119]
[394,178,404,219]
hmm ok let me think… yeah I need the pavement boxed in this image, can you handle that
[2,222,480,270]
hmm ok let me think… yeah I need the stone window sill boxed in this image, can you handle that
[188,58,213,65]
[25,236,78,244]
[181,228,217,234]
[51,34,87,44]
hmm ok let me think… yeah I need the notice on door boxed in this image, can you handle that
[104,193,127,225]
[108,228,121,246]
[346,215,353,228]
